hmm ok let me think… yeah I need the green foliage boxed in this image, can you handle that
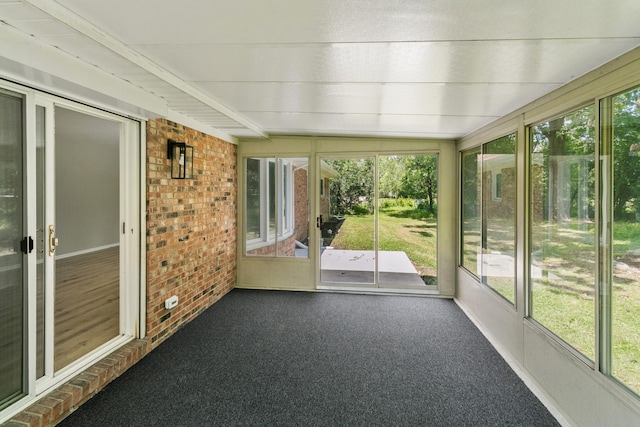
[394,155,438,213]
[352,203,370,215]
[416,200,436,212]
[325,158,374,215]
[380,198,415,208]
[326,155,438,215]
[612,88,640,220]
[461,147,481,219]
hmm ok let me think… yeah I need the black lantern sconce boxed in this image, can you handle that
[167,139,193,179]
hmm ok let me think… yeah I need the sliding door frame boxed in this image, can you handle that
[0,80,143,419]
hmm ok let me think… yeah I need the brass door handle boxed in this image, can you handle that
[48,225,59,256]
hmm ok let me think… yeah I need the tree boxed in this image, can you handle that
[612,89,640,220]
[326,158,374,215]
[378,156,403,198]
[532,106,595,223]
[398,155,438,213]
[326,155,438,215]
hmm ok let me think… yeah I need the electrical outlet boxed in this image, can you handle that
[165,295,178,310]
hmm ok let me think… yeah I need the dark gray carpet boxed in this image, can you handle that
[59,289,559,426]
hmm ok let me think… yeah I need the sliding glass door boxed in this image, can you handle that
[51,107,121,372]
[0,83,140,412]
[318,154,438,291]
[319,156,375,285]
[0,89,25,409]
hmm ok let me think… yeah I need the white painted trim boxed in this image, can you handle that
[167,109,236,144]
[139,122,147,340]
[23,0,267,139]
[0,22,166,120]
[40,97,56,382]
[25,89,38,401]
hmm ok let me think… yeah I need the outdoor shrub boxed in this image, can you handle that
[352,203,370,215]
[380,199,395,208]
[397,198,415,207]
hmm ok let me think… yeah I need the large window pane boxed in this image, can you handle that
[482,134,516,303]
[530,105,596,361]
[610,87,640,394]
[245,157,308,257]
[461,147,481,276]
[246,158,261,241]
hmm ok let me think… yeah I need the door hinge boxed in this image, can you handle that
[20,236,34,254]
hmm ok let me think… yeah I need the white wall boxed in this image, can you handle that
[55,107,120,256]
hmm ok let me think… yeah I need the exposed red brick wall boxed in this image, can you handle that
[320,178,330,217]
[146,119,237,347]
[294,168,309,244]
[482,167,516,219]
[530,164,544,222]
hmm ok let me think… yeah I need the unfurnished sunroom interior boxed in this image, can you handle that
[2,1,640,426]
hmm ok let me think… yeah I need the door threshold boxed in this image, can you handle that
[316,285,442,296]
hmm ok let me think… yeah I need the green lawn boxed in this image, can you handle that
[528,220,640,394]
[329,206,437,284]
[459,216,640,394]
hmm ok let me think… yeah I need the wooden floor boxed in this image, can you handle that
[0,264,24,406]
[0,246,119,406]
[55,247,120,371]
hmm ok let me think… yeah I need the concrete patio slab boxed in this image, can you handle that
[321,249,418,273]
[479,253,560,280]
[320,249,426,287]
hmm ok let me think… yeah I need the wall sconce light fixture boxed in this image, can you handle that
[167,139,193,179]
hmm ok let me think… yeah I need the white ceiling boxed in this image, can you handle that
[2,0,640,140]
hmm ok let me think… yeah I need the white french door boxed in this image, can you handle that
[34,98,140,389]
[0,82,141,414]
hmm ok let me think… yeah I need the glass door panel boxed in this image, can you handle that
[36,105,46,379]
[0,90,25,408]
[53,107,121,371]
[319,157,375,285]
[377,154,438,289]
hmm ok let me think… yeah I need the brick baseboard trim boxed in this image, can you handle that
[1,339,150,427]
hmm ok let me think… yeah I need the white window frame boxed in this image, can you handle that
[245,157,295,251]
